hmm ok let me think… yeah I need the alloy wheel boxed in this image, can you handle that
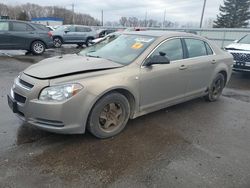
[33,42,44,54]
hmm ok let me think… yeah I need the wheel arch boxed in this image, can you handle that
[86,87,137,127]
[218,70,227,86]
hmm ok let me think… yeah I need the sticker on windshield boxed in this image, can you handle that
[135,38,154,43]
[131,42,144,49]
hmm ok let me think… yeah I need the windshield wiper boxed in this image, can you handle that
[86,54,101,58]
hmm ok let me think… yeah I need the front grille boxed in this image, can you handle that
[231,52,250,62]
[14,92,26,103]
[233,64,250,70]
[19,78,34,89]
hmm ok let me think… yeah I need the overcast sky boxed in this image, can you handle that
[3,0,224,23]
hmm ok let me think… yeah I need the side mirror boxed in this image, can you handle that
[64,30,70,33]
[234,40,238,43]
[146,55,170,66]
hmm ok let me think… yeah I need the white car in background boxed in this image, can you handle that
[225,34,250,72]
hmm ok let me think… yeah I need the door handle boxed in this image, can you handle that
[211,59,216,64]
[179,64,188,70]
[29,32,35,34]
[3,32,10,35]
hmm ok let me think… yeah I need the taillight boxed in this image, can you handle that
[48,31,52,38]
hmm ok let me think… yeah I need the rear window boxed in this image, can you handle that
[0,22,9,31]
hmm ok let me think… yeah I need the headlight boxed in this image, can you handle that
[39,83,83,102]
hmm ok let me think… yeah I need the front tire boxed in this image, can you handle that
[85,38,93,47]
[204,73,225,102]
[77,43,84,48]
[31,41,45,55]
[87,92,130,138]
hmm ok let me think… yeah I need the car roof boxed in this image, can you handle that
[61,24,91,27]
[0,19,31,24]
[123,30,196,38]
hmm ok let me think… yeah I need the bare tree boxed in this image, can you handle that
[119,17,127,26]
[0,3,100,26]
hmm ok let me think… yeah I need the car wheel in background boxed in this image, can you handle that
[31,41,45,55]
[85,38,93,47]
[53,37,63,48]
[87,92,130,138]
[77,43,84,48]
[204,73,225,102]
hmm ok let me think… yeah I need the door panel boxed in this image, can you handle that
[139,38,188,111]
[62,26,78,42]
[183,39,215,96]
[75,26,89,42]
[139,62,189,111]
[8,22,35,49]
[184,56,215,96]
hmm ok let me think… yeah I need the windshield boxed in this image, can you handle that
[79,33,120,56]
[84,34,155,65]
[238,34,250,44]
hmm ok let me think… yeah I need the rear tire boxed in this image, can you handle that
[87,92,130,139]
[30,41,45,55]
[204,73,225,102]
[53,37,63,48]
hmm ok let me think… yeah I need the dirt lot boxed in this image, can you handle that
[0,48,250,188]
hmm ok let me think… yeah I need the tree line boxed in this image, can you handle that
[0,3,100,26]
[1,1,250,28]
[117,16,177,28]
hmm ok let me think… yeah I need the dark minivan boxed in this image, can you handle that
[0,20,54,55]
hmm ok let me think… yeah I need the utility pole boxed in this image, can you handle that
[72,3,75,24]
[162,8,166,28]
[144,11,147,27]
[101,10,103,26]
[200,0,207,28]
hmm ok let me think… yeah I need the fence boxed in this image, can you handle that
[102,26,250,48]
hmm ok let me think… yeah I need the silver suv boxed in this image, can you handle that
[51,25,97,48]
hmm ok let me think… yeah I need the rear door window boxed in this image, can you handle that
[184,39,207,58]
[11,22,33,31]
[0,22,9,31]
[76,26,91,32]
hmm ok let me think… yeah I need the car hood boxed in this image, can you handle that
[226,43,250,51]
[24,54,123,79]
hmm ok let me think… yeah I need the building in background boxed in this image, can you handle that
[0,16,9,19]
[31,17,63,27]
